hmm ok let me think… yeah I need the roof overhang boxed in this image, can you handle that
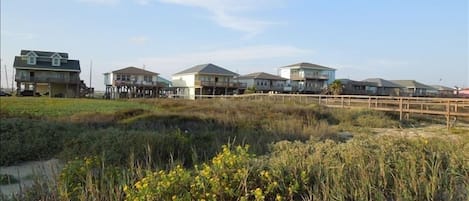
[279,66,336,71]
[14,66,81,72]
[173,72,238,76]
[50,52,63,58]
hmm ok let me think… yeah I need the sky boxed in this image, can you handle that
[1,0,468,91]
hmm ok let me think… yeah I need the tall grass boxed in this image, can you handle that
[12,136,464,201]
[1,97,467,200]
[0,97,154,118]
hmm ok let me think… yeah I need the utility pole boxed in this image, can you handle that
[89,60,93,97]
[4,64,9,90]
[0,59,2,90]
[89,60,92,88]
[11,66,14,93]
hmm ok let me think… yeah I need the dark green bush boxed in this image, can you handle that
[0,118,71,165]
[0,174,18,185]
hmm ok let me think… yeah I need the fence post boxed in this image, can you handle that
[454,101,458,113]
[406,99,410,120]
[368,97,371,108]
[420,102,423,114]
[399,98,403,121]
[446,100,451,129]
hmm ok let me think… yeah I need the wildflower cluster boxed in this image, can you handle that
[125,145,284,201]
[58,156,125,201]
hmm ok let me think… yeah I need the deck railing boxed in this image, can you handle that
[16,76,80,84]
[290,73,329,80]
[195,81,247,88]
[186,94,469,128]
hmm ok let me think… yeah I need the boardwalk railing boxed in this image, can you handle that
[189,94,469,128]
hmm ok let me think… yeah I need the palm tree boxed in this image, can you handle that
[329,80,343,95]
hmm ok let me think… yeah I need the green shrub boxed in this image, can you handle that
[0,174,18,185]
[58,156,126,201]
[124,137,468,201]
[0,118,71,165]
[125,145,281,201]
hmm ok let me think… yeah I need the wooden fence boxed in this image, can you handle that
[192,94,469,128]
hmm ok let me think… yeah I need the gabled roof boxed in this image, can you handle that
[173,63,238,76]
[430,85,455,91]
[390,80,433,89]
[238,72,287,81]
[280,62,336,70]
[362,78,401,88]
[112,66,158,76]
[157,76,172,87]
[20,50,68,58]
[338,78,377,86]
[13,56,80,72]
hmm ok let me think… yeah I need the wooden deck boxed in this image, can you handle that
[192,94,469,128]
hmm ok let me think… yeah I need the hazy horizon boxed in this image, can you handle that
[1,0,468,91]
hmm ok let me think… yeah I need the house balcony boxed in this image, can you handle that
[113,80,163,87]
[15,76,80,84]
[255,85,285,92]
[290,73,329,80]
[195,80,247,88]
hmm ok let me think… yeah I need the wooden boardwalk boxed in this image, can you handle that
[194,94,469,128]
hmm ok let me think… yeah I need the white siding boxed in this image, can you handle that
[238,78,254,88]
[172,74,196,99]
[324,70,336,85]
[171,74,195,87]
[104,73,111,85]
[279,68,291,79]
[137,75,144,82]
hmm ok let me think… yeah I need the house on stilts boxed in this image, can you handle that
[104,66,166,99]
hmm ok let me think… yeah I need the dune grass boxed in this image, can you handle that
[0,97,155,118]
[1,97,467,200]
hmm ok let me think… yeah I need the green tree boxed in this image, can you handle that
[329,80,343,95]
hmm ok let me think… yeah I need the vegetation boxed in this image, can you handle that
[0,174,18,185]
[0,97,154,118]
[0,97,468,200]
[329,80,343,95]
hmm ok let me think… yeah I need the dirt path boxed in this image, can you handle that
[371,123,469,140]
[0,158,63,196]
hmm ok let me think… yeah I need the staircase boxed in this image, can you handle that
[79,80,94,97]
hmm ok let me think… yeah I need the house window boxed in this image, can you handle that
[52,58,60,66]
[116,74,121,81]
[57,72,65,79]
[27,56,36,65]
[144,76,152,82]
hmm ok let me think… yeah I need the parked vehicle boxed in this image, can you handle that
[19,90,41,96]
[0,91,12,96]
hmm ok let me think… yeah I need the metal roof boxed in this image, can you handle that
[338,78,377,86]
[281,62,336,70]
[13,56,80,72]
[20,50,68,58]
[238,72,287,80]
[362,78,402,88]
[390,80,433,89]
[430,85,454,91]
[112,66,158,75]
[173,63,238,76]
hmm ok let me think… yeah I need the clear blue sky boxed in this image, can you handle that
[1,0,468,90]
